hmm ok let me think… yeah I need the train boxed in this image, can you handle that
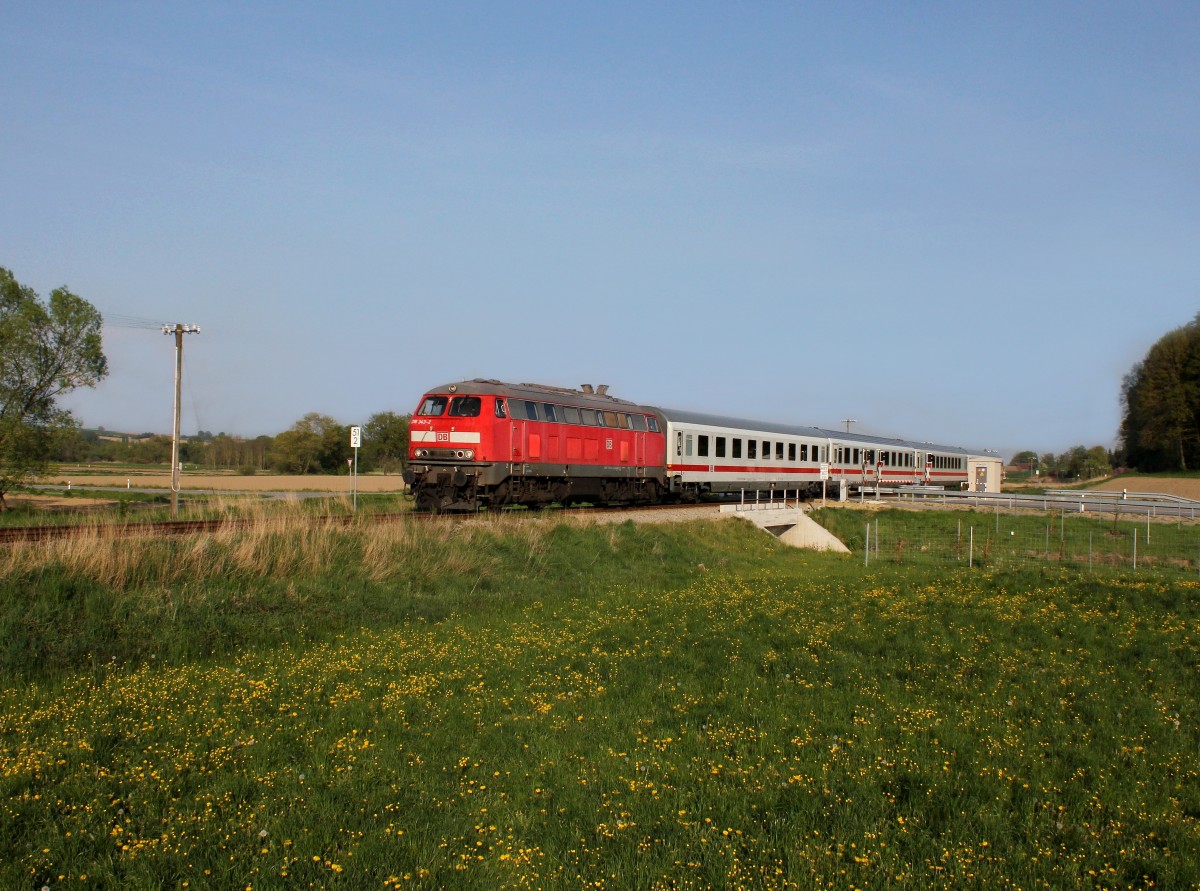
[402,379,973,512]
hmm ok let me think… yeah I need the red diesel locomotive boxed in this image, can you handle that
[405,379,667,512]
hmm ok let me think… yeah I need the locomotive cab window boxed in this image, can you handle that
[494,398,507,419]
[647,417,660,433]
[448,396,482,417]
[418,396,448,416]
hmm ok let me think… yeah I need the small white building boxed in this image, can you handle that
[967,454,1003,493]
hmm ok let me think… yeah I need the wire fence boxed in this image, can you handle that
[855,512,1200,578]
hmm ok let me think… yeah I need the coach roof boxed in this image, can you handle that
[652,406,969,456]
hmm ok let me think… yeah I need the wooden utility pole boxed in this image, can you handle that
[163,324,200,516]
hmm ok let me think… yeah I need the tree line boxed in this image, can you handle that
[1008,446,1113,482]
[52,411,411,476]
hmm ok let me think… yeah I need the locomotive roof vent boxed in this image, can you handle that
[596,384,609,396]
[581,384,594,394]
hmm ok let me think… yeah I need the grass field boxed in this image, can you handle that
[2,511,1198,889]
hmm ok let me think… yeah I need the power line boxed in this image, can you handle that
[101,312,168,330]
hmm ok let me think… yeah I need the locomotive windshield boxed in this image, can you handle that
[448,396,482,417]
[418,396,448,416]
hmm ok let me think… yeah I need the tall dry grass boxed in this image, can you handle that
[0,502,560,590]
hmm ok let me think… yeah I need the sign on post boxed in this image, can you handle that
[349,426,361,511]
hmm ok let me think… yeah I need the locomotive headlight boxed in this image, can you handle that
[455,449,475,460]
[415,449,429,458]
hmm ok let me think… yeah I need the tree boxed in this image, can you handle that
[362,411,410,474]
[1057,445,1113,481]
[1009,449,1038,468]
[269,413,348,474]
[0,267,107,507]
[1120,314,1200,471]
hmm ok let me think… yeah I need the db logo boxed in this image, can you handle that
[436,432,450,442]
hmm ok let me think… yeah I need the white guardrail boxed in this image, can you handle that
[861,486,1200,520]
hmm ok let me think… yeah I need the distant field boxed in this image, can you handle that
[1090,475,1200,499]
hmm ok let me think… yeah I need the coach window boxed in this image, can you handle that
[647,417,660,433]
[800,443,808,461]
[715,437,726,458]
[762,441,770,459]
[494,398,507,419]
[747,440,757,460]
[685,434,693,457]
[788,443,796,462]
[418,396,448,416]
[732,438,742,459]
[698,435,710,457]
[776,442,783,461]
[852,448,859,464]
[563,406,581,425]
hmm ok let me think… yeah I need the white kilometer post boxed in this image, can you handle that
[350,425,362,511]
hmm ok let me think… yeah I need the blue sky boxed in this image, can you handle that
[2,2,1197,458]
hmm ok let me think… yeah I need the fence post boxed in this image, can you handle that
[1133,527,1138,571]
[875,518,879,561]
[1089,531,1093,573]
[865,522,870,567]
[969,526,974,569]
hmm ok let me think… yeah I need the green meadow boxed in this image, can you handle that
[2,510,1198,889]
